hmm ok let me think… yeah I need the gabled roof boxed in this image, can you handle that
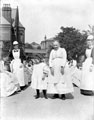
[0,16,10,25]
[12,8,24,28]
[1,7,24,28]
[12,20,24,28]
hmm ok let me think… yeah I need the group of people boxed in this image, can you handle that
[73,35,94,95]
[0,41,32,97]
[31,40,74,100]
[31,35,94,100]
[0,34,94,100]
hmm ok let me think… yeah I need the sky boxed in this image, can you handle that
[1,0,94,43]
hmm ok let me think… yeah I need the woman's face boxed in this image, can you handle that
[13,45,19,49]
[53,41,60,50]
[87,40,93,48]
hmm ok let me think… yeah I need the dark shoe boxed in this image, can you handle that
[61,94,66,100]
[52,94,59,99]
[20,86,25,90]
[35,89,40,99]
[35,95,40,99]
[43,90,48,99]
[44,95,48,99]
[17,89,21,92]
[80,89,94,96]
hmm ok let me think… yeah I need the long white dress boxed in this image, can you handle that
[80,48,94,90]
[31,62,49,90]
[0,60,17,97]
[47,47,74,94]
[10,49,25,87]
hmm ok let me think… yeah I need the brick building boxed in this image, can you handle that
[0,4,25,58]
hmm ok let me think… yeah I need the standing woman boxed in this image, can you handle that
[48,40,74,100]
[10,41,25,90]
[80,35,94,95]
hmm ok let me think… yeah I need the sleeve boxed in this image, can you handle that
[9,50,13,60]
[43,65,49,74]
[49,50,53,67]
[73,60,77,67]
[0,61,4,72]
[20,49,26,63]
[43,65,49,78]
[61,48,67,67]
[10,60,14,72]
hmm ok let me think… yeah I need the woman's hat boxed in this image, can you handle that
[13,41,18,45]
[87,35,94,40]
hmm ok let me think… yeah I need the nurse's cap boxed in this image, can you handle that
[87,35,94,40]
[13,41,18,45]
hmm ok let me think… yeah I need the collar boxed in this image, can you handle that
[13,49,19,52]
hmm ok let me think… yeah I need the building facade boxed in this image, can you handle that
[41,37,54,50]
[0,4,25,58]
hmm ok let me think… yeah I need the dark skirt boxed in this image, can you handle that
[80,89,94,96]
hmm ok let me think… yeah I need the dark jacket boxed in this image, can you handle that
[9,48,26,63]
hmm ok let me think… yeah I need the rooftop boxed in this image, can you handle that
[1,5,24,28]
[0,16,10,25]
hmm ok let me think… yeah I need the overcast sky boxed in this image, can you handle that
[1,0,94,43]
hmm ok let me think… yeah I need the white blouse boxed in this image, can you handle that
[49,47,67,67]
[85,48,92,58]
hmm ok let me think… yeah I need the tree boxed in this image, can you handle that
[55,26,87,61]
[87,25,94,36]
[2,41,11,57]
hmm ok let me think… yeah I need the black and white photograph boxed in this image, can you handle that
[0,0,94,120]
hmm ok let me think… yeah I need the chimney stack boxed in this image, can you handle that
[2,4,11,23]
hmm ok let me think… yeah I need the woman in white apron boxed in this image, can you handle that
[48,40,74,100]
[80,35,94,95]
[10,41,25,90]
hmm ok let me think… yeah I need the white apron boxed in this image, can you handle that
[80,49,94,90]
[48,48,74,94]
[10,49,25,87]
